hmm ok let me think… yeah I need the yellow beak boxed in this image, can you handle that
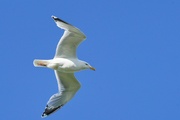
[89,66,96,71]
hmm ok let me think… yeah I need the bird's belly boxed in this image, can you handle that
[57,66,80,73]
[52,58,81,73]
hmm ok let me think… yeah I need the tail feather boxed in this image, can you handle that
[33,59,49,67]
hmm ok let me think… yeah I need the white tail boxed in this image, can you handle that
[33,59,49,67]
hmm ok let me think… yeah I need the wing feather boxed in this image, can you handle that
[42,71,81,117]
[52,16,86,58]
[54,70,81,91]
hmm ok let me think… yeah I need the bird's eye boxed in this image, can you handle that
[85,63,88,65]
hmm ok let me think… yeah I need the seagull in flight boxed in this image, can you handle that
[33,16,95,118]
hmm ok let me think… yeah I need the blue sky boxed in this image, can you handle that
[0,0,180,120]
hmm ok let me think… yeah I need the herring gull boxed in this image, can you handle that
[33,16,95,118]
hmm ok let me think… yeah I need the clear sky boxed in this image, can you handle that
[0,0,180,120]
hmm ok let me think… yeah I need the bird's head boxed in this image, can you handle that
[82,62,95,71]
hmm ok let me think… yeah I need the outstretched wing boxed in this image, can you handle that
[52,16,86,58]
[41,71,81,118]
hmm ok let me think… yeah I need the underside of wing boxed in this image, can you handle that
[42,71,81,117]
[52,16,86,58]
[54,70,81,91]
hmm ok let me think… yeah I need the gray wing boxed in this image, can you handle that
[52,16,86,58]
[41,70,81,118]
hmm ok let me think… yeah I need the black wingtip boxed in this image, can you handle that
[51,15,57,20]
[41,105,63,118]
[51,15,70,25]
[41,114,47,118]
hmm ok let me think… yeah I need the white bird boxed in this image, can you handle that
[33,16,95,118]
